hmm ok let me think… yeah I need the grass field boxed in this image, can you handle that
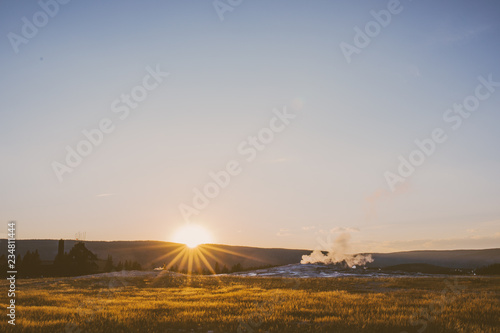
[1,272,499,332]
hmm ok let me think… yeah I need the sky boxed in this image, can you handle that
[1,0,499,253]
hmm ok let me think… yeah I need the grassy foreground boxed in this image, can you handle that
[1,272,499,333]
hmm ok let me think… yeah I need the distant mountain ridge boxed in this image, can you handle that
[1,239,498,270]
[365,248,500,269]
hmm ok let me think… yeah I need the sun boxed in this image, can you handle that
[172,224,213,248]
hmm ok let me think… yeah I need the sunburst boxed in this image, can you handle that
[146,224,271,276]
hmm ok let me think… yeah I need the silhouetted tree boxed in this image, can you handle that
[221,265,229,274]
[476,263,500,275]
[115,260,142,271]
[22,250,41,277]
[0,255,6,277]
[16,254,22,268]
[116,261,123,271]
[214,262,220,274]
[131,261,142,270]
[104,255,114,272]
[57,239,64,257]
[231,263,242,273]
[54,239,71,276]
[67,242,98,276]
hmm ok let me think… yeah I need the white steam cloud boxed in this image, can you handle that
[301,232,374,267]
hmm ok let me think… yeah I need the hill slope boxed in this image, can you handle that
[1,239,498,270]
[367,249,500,269]
[0,239,310,270]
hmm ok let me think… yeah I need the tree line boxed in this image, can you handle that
[0,240,142,278]
[475,263,500,275]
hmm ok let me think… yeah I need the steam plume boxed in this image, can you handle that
[301,232,373,267]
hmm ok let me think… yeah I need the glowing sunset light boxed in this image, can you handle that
[172,224,213,248]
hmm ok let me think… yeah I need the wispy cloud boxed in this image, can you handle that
[302,226,316,231]
[276,228,292,237]
[96,193,116,197]
[330,227,359,233]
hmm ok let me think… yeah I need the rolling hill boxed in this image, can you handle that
[1,239,499,271]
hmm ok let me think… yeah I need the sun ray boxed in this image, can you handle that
[197,249,219,276]
[165,247,187,270]
[202,244,268,264]
[178,248,190,272]
[187,250,194,275]
[193,249,202,274]
[153,245,185,267]
[198,246,221,262]
[159,227,273,278]
[198,246,227,269]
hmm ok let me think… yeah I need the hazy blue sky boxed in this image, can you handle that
[1,0,499,252]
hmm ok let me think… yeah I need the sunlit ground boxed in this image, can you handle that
[1,274,499,333]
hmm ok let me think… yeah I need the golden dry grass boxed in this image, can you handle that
[1,273,499,332]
